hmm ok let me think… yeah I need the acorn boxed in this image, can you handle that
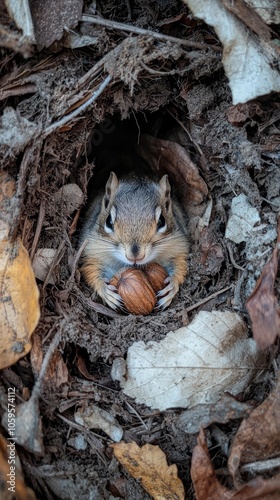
[110,268,156,315]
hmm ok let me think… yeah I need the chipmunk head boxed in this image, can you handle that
[99,172,175,265]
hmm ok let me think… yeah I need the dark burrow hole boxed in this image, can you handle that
[78,109,197,211]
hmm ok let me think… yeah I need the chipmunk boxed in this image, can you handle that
[79,172,189,311]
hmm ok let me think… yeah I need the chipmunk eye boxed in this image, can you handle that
[157,213,167,233]
[105,214,114,233]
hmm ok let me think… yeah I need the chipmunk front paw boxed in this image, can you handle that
[99,281,124,311]
[156,276,179,310]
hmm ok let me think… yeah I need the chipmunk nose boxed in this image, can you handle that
[126,243,145,262]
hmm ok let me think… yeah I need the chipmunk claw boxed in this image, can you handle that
[101,283,123,311]
[156,276,179,310]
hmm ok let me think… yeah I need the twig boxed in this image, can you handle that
[42,75,112,138]
[167,108,204,156]
[225,241,246,271]
[57,414,108,442]
[74,283,122,319]
[42,319,63,345]
[185,285,232,313]
[0,84,37,101]
[82,14,221,51]
[42,239,66,290]
[11,145,37,239]
[140,61,189,76]
[66,239,88,288]
[125,401,148,430]
[32,330,61,399]
[241,457,280,474]
[30,200,45,260]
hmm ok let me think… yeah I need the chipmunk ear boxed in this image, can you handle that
[159,174,172,213]
[104,172,119,209]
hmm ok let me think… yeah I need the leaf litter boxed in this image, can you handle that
[0,0,280,498]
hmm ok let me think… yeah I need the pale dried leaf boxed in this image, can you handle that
[53,183,84,215]
[29,0,83,49]
[245,0,280,24]
[4,0,35,41]
[75,404,123,442]
[184,0,280,104]
[115,311,264,410]
[32,248,56,284]
[2,395,44,455]
[0,108,37,155]
[225,194,260,244]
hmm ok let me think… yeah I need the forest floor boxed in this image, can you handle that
[0,0,279,499]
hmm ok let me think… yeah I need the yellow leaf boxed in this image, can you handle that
[112,441,185,500]
[0,173,40,369]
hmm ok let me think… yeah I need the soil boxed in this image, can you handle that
[0,0,279,499]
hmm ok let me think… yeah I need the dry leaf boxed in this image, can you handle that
[53,183,84,215]
[0,434,36,499]
[136,134,208,216]
[234,0,280,24]
[191,428,280,500]
[75,404,123,442]
[228,374,280,480]
[32,248,56,284]
[246,224,280,349]
[184,0,280,104]
[75,347,97,381]
[0,240,40,368]
[29,0,83,49]
[220,0,271,40]
[0,238,40,369]
[191,428,228,499]
[2,394,44,455]
[31,335,68,389]
[112,441,185,500]
[178,395,252,434]
[4,0,35,42]
[0,172,40,369]
[113,311,263,410]
[225,194,260,244]
[0,108,37,155]
[199,226,224,273]
[226,103,264,126]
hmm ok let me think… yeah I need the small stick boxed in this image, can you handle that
[125,401,148,430]
[74,284,122,319]
[42,75,112,138]
[225,241,246,271]
[241,457,280,474]
[11,146,36,239]
[185,285,232,313]
[42,239,66,290]
[167,108,204,156]
[30,200,45,260]
[82,14,222,51]
[32,330,61,399]
[140,61,189,76]
[66,239,88,287]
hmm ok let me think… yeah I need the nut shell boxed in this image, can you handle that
[143,262,168,293]
[110,268,156,315]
